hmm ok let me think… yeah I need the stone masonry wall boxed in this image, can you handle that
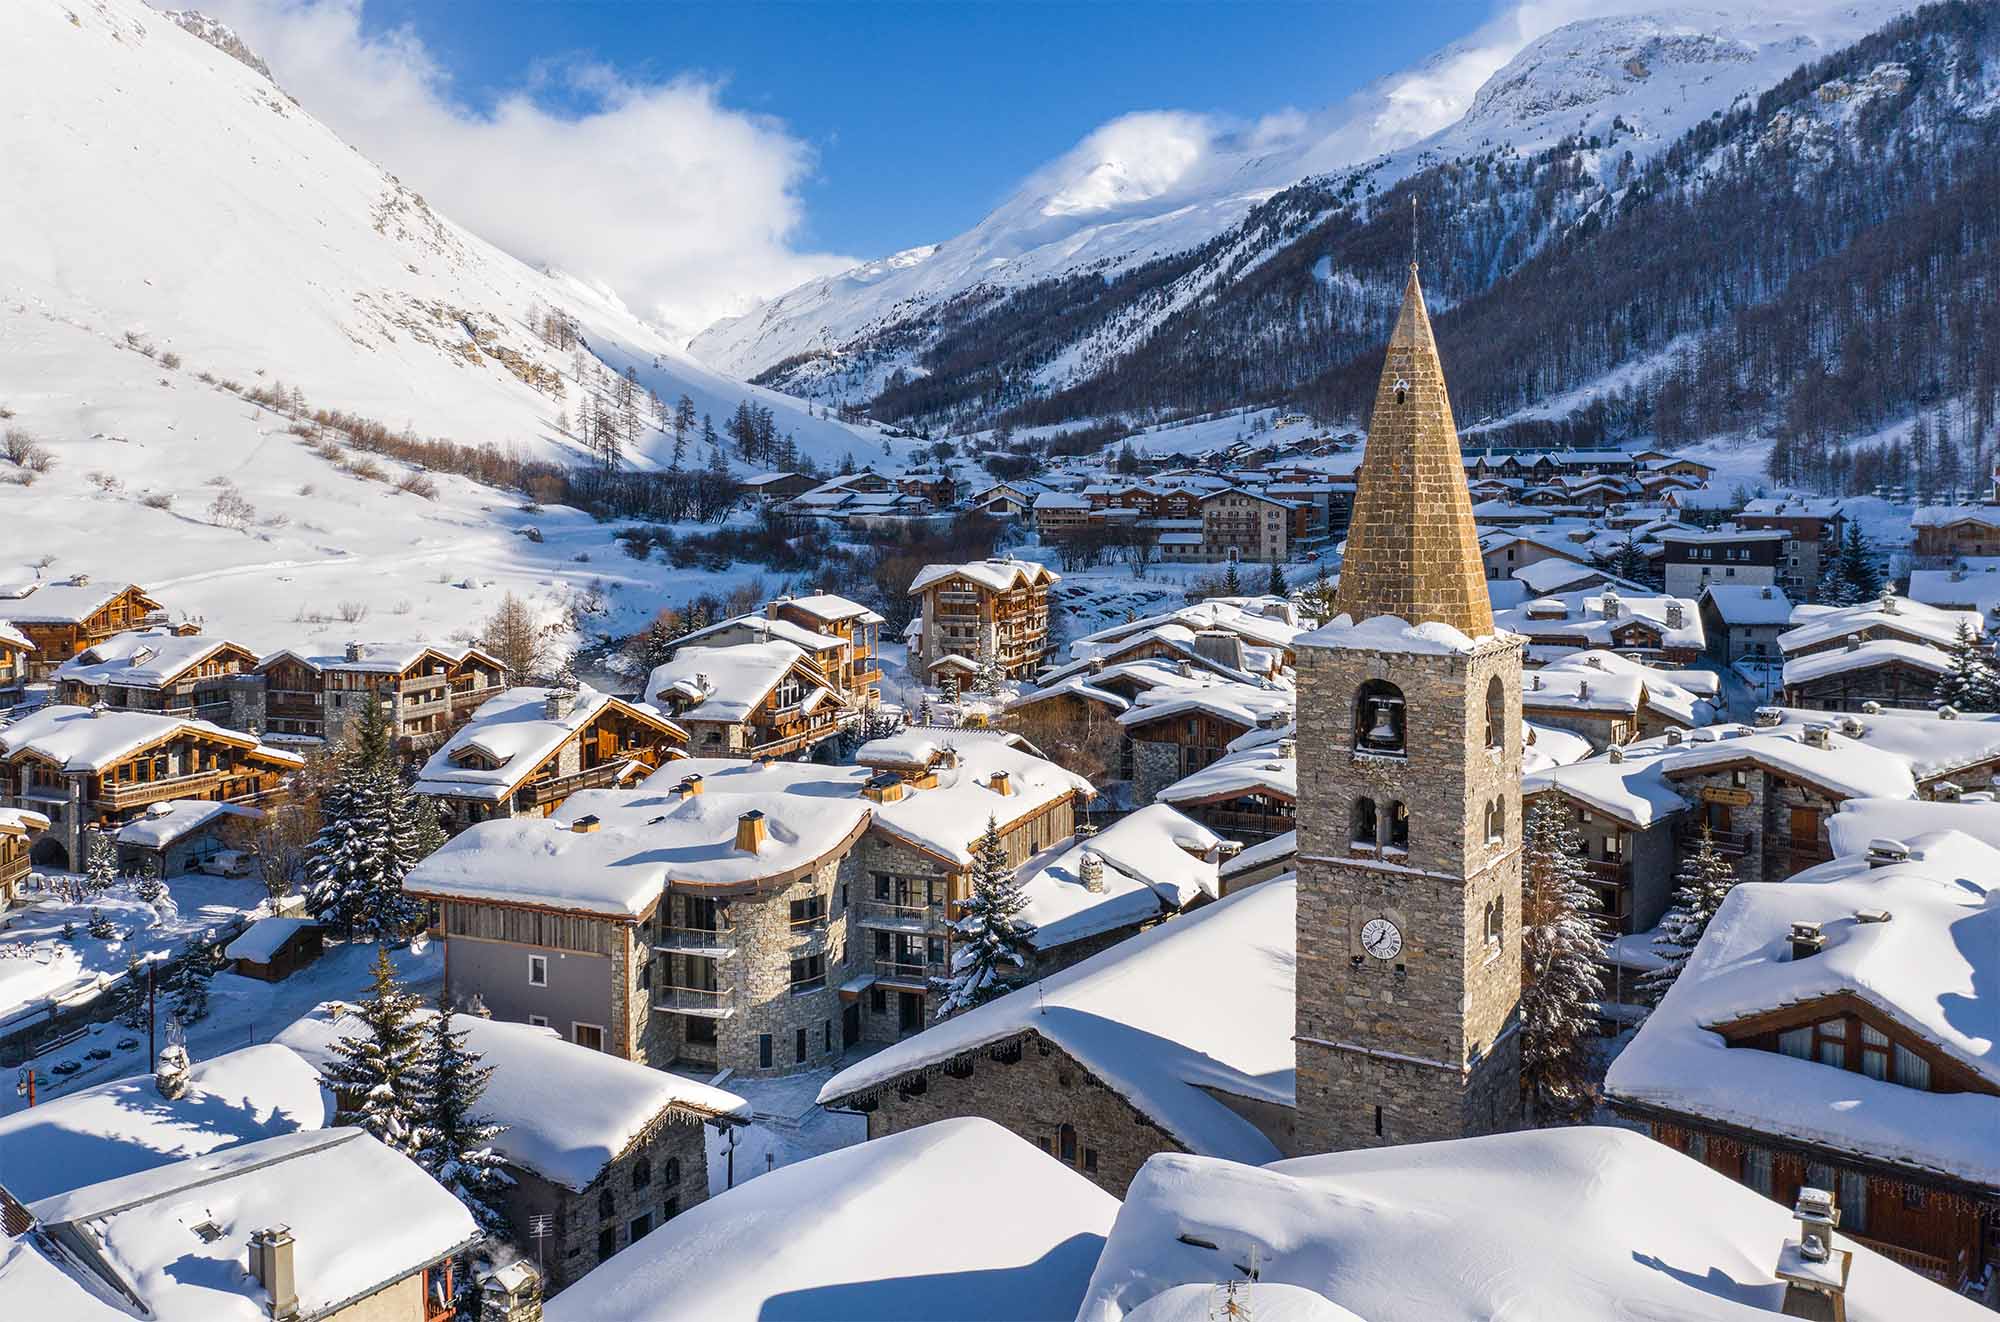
[1130,739,1182,806]
[1293,634,1524,1156]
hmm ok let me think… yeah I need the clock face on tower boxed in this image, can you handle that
[1360,917,1403,961]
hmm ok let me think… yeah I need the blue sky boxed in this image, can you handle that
[340,0,1491,257]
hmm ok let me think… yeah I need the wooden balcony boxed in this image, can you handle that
[515,759,631,809]
[1682,826,1753,857]
[1,853,29,892]
[97,769,224,812]
[1846,1233,1955,1285]
[1582,859,1631,885]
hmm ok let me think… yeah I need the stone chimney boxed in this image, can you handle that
[1754,707,1783,728]
[1079,850,1105,893]
[1880,593,1899,615]
[1789,921,1826,961]
[1277,737,1296,759]
[1844,635,1861,652]
[735,810,766,853]
[1934,780,1963,802]
[1607,744,1625,763]
[861,772,905,804]
[248,1227,299,1322]
[1665,600,1686,629]
[544,687,576,721]
[1940,704,1961,721]
[1665,728,1682,745]
[1776,1186,1849,1320]
[478,1261,544,1322]
[344,641,362,663]
[1802,724,1831,749]
[1860,700,1882,715]
[155,1042,191,1101]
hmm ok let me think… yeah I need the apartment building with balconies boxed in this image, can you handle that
[908,557,1057,682]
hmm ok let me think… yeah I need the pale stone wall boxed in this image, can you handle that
[1130,739,1182,806]
[324,1271,424,1322]
[1293,633,1525,1156]
[848,1033,1214,1197]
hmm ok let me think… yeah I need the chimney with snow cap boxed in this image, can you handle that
[1865,838,1908,869]
[1789,921,1826,960]
[1940,705,1960,721]
[1753,707,1783,728]
[1776,1187,1849,1319]
[544,687,576,721]
[989,770,1012,796]
[1802,724,1831,749]
[1079,850,1105,893]
[735,810,766,853]
[249,1227,299,1322]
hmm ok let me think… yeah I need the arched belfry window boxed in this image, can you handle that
[1394,377,1410,406]
[1485,676,1505,751]
[1351,798,1378,847]
[1354,680,1406,756]
[1387,801,1409,851]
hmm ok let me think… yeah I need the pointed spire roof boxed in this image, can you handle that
[1333,265,1493,636]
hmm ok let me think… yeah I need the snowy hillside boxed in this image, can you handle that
[690,3,1908,392]
[0,0,904,475]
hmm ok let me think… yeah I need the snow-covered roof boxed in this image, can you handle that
[0,705,303,773]
[413,685,678,801]
[1907,565,2000,613]
[645,641,832,723]
[1157,742,1296,807]
[0,1044,328,1205]
[1782,638,1952,686]
[222,915,317,963]
[1006,674,1132,716]
[907,556,1057,595]
[777,592,882,624]
[1519,719,1594,774]
[1662,723,1918,801]
[1829,797,2000,857]
[668,612,842,655]
[1910,503,2000,529]
[1493,588,1704,652]
[0,578,146,625]
[1538,650,1717,726]
[0,807,51,837]
[0,620,28,653]
[1015,805,1221,951]
[821,877,1298,1163]
[1117,680,1292,733]
[1657,524,1789,544]
[275,1005,749,1191]
[1742,496,1842,518]
[862,736,1094,868]
[115,798,260,848]
[254,640,497,676]
[540,1118,1116,1322]
[28,1128,476,1322]
[1069,597,1303,657]
[1076,1128,1981,1322]
[1606,831,2000,1188]
[1525,736,1692,829]
[405,758,873,915]
[1295,612,1498,655]
[50,629,248,690]
[1700,583,1795,625]
[1778,596,1978,654]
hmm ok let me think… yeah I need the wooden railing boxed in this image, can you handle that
[1846,1233,1955,1284]
[97,769,224,811]
[515,760,630,808]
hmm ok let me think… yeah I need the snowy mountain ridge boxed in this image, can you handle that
[689,3,1911,406]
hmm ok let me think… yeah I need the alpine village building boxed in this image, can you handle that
[0,576,167,681]
[907,558,1058,682]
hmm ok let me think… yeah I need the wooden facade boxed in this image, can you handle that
[1626,988,2000,1291]
[56,638,260,721]
[3,582,166,680]
[912,563,1056,681]
[1782,656,1949,712]
[424,697,685,832]
[257,645,509,750]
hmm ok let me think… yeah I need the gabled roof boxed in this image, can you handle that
[116,799,261,848]
[820,878,1298,1164]
[413,686,681,801]
[907,557,1057,595]
[52,630,253,691]
[646,641,840,724]
[1014,805,1221,951]
[776,593,882,624]
[254,641,503,676]
[1157,742,1297,807]
[1606,831,2000,1188]
[1778,596,1977,654]
[1782,639,1952,686]
[276,1005,749,1192]
[0,579,156,626]
[0,706,302,773]
[1700,583,1794,625]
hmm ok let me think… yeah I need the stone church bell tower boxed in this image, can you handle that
[1293,264,1524,1153]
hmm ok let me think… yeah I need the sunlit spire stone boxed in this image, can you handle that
[1332,263,1492,636]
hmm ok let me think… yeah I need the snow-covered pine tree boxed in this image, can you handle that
[415,993,512,1235]
[1222,560,1243,597]
[84,830,118,894]
[304,697,396,935]
[1266,560,1287,597]
[1519,796,1606,1125]
[134,857,165,906]
[974,636,1005,699]
[934,815,1036,1018]
[171,956,211,1025]
[322,947,426,1155]
[1639,827,1738,1006]
[89,908,117,940]
[1934,619,1997,713]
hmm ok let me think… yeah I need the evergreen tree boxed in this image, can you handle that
[1640,827,1738,1005]
[134,857,165,906]
[1934,619,1998,712]
[84,830,118,894]
[305,696,426,939]
[1819,524,1882,605]
[415,993,513,1235]
[935,816,1035,1017]
[1222,560,1243,597]
[322,948,426,1155]
[1519,797,1605,1125]
[88,909,116,940]
[973,636,1006,699]
[1266,560,1287,597]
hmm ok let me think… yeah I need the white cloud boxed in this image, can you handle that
[197,0,855,339]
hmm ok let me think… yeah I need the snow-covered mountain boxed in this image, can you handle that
[0,0,902,475]
[690,3,1910,403]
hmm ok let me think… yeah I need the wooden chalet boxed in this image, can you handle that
[52,628,260,722]
[0,576,166,680]
[0,808,50,916]
[256,641,509,751]
[767,593,884,705]
[647,642,851,760]
[0,706,302,869]
[0,622,29,703]
[413,685,686,833]
[908,558,1057,681]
